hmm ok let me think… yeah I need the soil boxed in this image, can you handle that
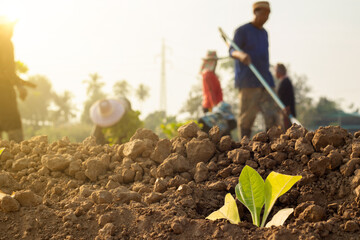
[0,123,359,240]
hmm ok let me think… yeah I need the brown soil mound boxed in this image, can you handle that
[0,123,359,240]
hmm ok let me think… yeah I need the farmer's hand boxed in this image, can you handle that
[16,85,28,101]
[231,50,251,66]
[282,106,291,116]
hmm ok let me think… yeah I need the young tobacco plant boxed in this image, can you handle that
[0,148,4,155]
[207,165,302,227]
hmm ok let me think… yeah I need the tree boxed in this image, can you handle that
[15,60,29,74]
[135,83,150,109]
[81,73,106,124]
[18,75,53,128]
[83,73,104,97]
[113,80,132,98]
[144,111,167,136]
[51,90,76,125]
[180,83,203,119]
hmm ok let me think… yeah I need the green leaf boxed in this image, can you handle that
[0,148,4,156]
[265,208,294,227]
[261,172,302,227]
[206,193,240,224]
[235,165,264,226]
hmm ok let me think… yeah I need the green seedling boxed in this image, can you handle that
[207,166,302,227]
[235,165,264,226]
[0,148,4,155]
[206,193,240,224]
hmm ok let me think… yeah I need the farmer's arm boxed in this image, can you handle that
[229,27,251,66]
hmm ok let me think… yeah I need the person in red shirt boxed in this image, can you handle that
[200,50,223,113]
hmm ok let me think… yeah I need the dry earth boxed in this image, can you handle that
[0,123,359,239]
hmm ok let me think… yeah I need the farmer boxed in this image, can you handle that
[229,1,279,138]
[275,63,296,130]
[90,97,141,145]
[0,17,34,142]
[200,50,223,113]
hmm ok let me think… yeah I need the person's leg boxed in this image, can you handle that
[92,125,107,145]
[7,128,24,142]
[259,89,280,131]
[238,88,261,139]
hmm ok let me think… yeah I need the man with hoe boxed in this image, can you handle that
[0,17,35,142]
[230,1,278,139]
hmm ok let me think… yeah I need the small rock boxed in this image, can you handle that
[218,135,232,152]
[252,132,268,142]
[327,150,343,170]
[84,158,107,182]
[99,223,115,237]
[298,204,326,222]
[144,192,164,204]
[186,139,215,164]
[295,137,314,155]
[194,162,208,183]
[171,221,184,234]
[150,139,172,164]
[0,195,20,212]
[154,178,168,193]
[207,181,227,191]
[209,126,222,144]
[308,156,330,177]
[91,191,113,204]
[41,154,71,172]
[13,190,41,207]
[178,122,199,139]
[344,220,359,232]
[227,149,250,164]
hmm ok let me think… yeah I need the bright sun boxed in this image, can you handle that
[0,1,26,23]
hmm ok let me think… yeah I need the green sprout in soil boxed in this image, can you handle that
[0,148,4,155]
[207,165,302,227]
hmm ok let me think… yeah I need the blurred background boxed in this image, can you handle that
[1,0,360,142]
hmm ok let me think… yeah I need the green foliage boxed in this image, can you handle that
[15,60,29,74]
[135,83,150,102]
[144,111,166,133]
[113,80,132,99]
[180,84,203,119]
[18,75,54,128]
[102,110,143,145]
[160,120,202,139]
[23,123,93,143]
[207,166,302,227]
[0,148,4,155]
[51,90,76,125]
[235,165,264,226]
[261,170,302,227]
[206,193,240,224]
[81,73,106,124]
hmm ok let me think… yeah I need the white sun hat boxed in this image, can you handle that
[89,99,125,127]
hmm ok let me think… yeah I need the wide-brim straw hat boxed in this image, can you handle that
[202,50,220,61]
[90,99,125,127]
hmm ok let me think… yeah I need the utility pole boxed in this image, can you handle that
[160,38,167,116]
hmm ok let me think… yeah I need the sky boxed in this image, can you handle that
[1,0,360,120]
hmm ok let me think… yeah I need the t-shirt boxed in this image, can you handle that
[202,70,223,109]
[230,23,274,89]
[277,77,296,117]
